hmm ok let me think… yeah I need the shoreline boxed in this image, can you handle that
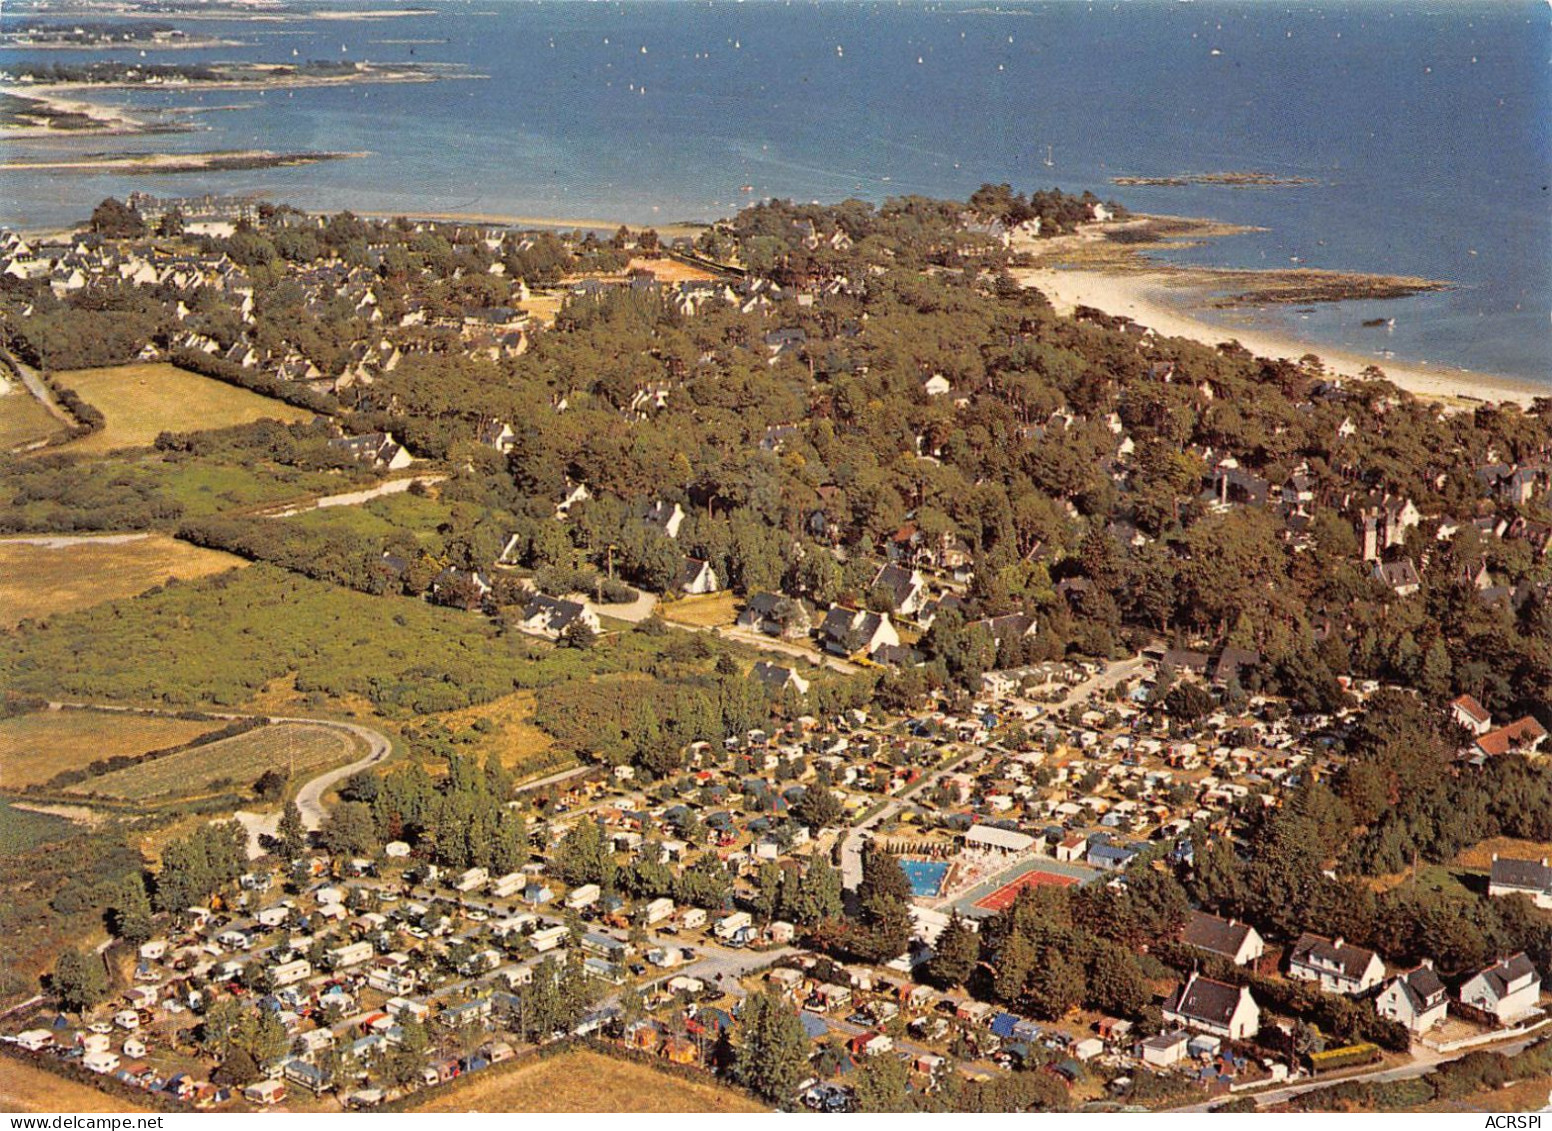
[353,208,708,238]
[1019,266,1542,408]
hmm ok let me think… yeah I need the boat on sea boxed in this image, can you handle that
[1044,144,1054,168]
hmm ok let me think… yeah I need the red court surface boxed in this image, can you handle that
[973,868,1079,911]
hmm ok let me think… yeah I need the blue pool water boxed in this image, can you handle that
[901,858,949,898]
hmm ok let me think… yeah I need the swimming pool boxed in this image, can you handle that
[901,858,950,898]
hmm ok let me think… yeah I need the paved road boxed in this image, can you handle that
[581,588,658,625]
[717,626,859,674]
[514,764,594,794]
[1171,1030,1547,1112]
[48,701,393,845]
[289,717,393,830]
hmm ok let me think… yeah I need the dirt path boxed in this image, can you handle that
[0,347,76,435]
[0,533,152,549]
[257,473,447,517]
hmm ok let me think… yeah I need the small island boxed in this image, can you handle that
[1,21,242,51]
[1111,171,1321,188]
[2,149,366,175]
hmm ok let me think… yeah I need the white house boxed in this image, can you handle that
[519,595,601,640]
[1139,1029,1189,1068]
[869,563,928,619]
[1179,911,1266,967]
[1162,973,1260,1040]
[750,660,810,698]
[1450,694,1493,736]
[1458,954,1542,1024]
[1288,933,1386,995]
[644,500,686,539]
[1488,856,1552,910]
[1375,962,1449,1034]
[679,557,721,595]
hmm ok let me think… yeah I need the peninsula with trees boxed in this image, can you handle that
[0,185,1549,1115]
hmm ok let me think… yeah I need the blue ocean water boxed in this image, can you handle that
[2,1,1548,380]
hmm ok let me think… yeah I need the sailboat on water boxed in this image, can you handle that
[1043,144,1054,168]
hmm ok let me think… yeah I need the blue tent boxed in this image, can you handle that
[799,1013,829,1040]
[990,1012,1021,1039]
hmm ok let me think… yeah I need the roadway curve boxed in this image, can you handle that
[286,716,393,831]
[46,701,392,836]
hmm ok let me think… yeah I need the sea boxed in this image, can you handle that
[2,0,1548,381]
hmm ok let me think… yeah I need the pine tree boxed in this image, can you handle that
[852,1051,912,1112]
[790,858,843,926]
[733,990,810,1103]
[928,911,980,988]
[52,949,109,1012]
[277,801,307,860]
[110,874,155,945]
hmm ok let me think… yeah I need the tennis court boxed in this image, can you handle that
[973,867,1079,911]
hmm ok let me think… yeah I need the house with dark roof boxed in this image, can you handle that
[1374,961,1448,1034]
[1161,649,1211,678]
[519,595,600,640]
[679,557,721,595]
[1162,973,1260,1040]
[327,430,412,471]
[1288,933,1385,995]
[1179,911,1265,967]
[1458,954,1541,1024]
[477,419,516,453]
[1212,647,1261,689]
[817,607,899,658]
[750,661,810,698]
[870,563,927,619]
[870,643,925,668]
[1488,855,1552,910]
[736,592,813,639]
[1373,558,1422,597]
[643,499,686,540]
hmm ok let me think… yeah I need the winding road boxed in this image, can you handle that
[45,701,394,852]
[288,717,393,830]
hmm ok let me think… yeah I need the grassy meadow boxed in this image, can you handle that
[0,534,246,628]
[0,709,220,789]
[50,363,309,453]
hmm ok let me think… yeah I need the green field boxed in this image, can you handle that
[0,707,221,789]
[0,799,73,853]
[74,722,361,800]
[0,389,66,451]
[51,363,309,454]
[0,564,624,713]
[287,490,453,544]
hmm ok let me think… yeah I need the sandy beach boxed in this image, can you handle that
[1016,265,1543,409]
[0,88,161,138]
